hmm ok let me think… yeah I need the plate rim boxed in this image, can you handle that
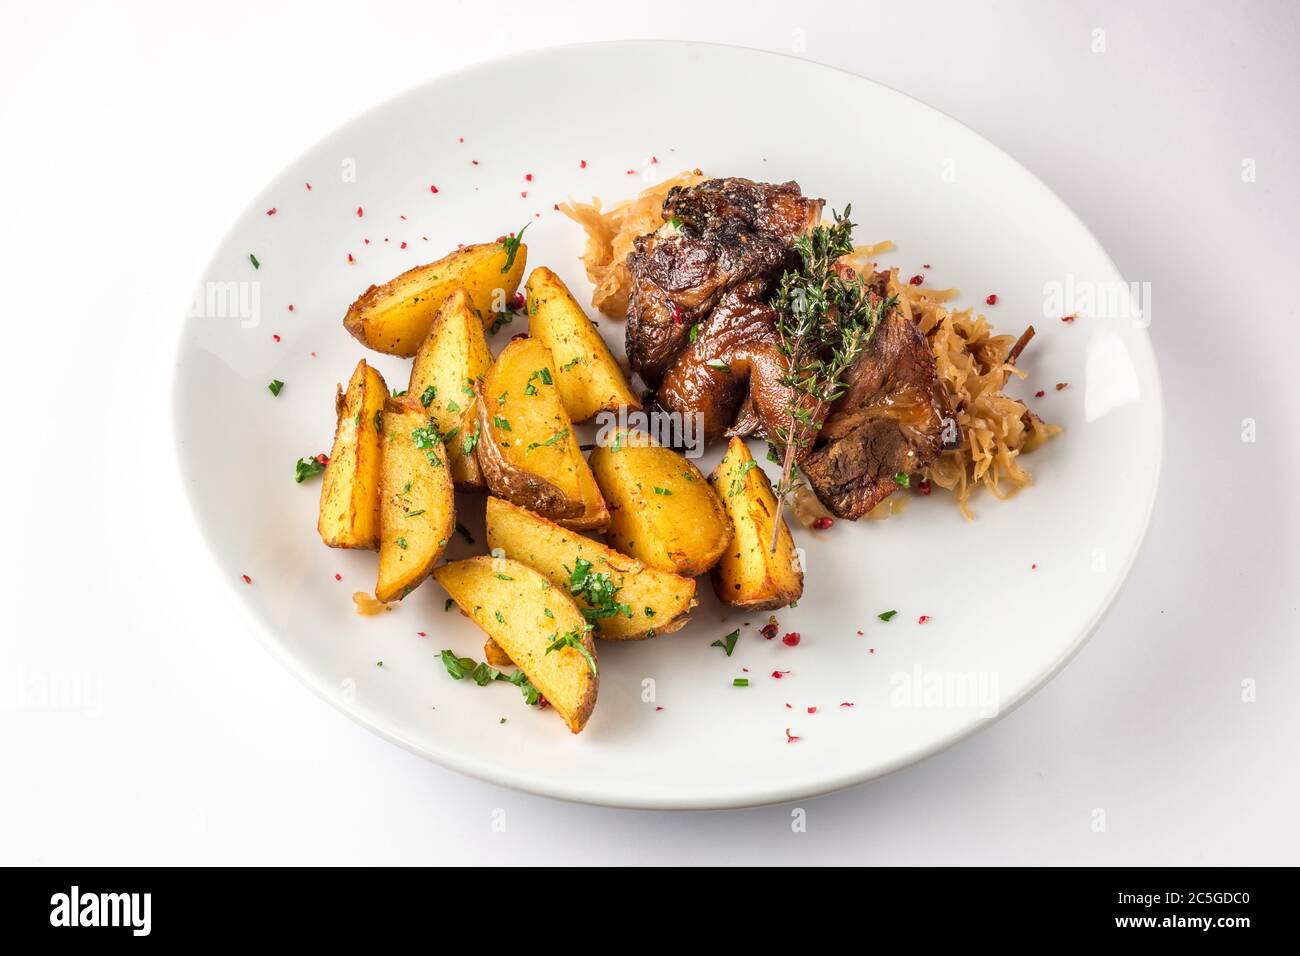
[171,38,1165,810]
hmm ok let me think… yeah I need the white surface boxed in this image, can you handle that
[173,41,1163,809]
[1,0,1295,862]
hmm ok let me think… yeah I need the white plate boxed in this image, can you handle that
[173,41,1162,809]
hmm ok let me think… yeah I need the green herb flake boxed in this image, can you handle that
[732,678,749,687]
[711,629,740,657]
[268,379,284,397]
[706,359,731,373]
[446,399,461,413]
[878,609,898,622]
[294,456,326,483]
[499,222,530,274]
[729,459,757,497]
[492,415,512,432]
[893,472,911,488]
[653,486,672,496]
[249,253,260,269]
[395,537,408,550]
[420,385,437,408]
[544,625,598,677]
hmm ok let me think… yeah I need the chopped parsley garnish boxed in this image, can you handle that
[706,359,731,373]
[526,427,569,453]
[294,457,325,483]
[396,537,408,549]
[439,649,542,705]
[461,426,480,457]
[267,379,284,397]
[249,253,260,269]
[893,472,911,488]
[566,557,631,623]
[494,610,506,625]
[446,399,461,413]
[561,356,583,372]
[732,678,749,687]
[420,385,437,408]
[403,509,425,518]
[492,415,512,432]
[644,607,656,617]
[489,312,514,335]
[877,609,898,622]
[410,422,445,467]
[539,367,553,385]
[711,629,740,656]
[391,388,407,398]
[688,323,700,343]
[544,625,598,676]
[499,222,529,274]
[494,573,513,581]
[374,410,383,433]
[653,486,672,496]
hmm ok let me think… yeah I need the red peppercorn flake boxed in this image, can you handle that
[840,701,855,708]
[812,516,834,530]
[334,573,342,581]
[670,306,683,324]
[655,706,664,712]
[579,159,587,169]
[310,351,318,358]
[760,620,779,640]
[347,253,355,263]
[525,173,533,182]
[1034,389,1045,398]
[806,706,817,714]
[1055,382,1069,391]
[417,631,427,638]
[356,206,363,218]
[922,263,931,269]
[785,728,801,744]
[458,136,464,143]
[304,182,312,190]
[315,453,329,466]
[868,647,875,654]
[908,274,924,286]
[430,184,439,194]
[771,670,790,679]
[918,478,932,496]
[266,207,277,216]
[520,191,528,199]
[918,614,931,624]
[400,241,407,249]
[1061,314,1076,323]
[471,159,479,166]
[552,203,560,211]
[511,292,526,311]
[785,703,792,709]
[241,574,252,584]
[363,238,370,245]
[1031,563,1037,570]
[782,632,801,647]
[287,304,295,312]
[272,333,281,343]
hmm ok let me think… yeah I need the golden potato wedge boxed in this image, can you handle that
[343,239,527,357]
[588,430,732,576]
[709,437,803,610]
[525,266,641,422]
[474,337,608,530]
[407,288,492,488]
[318,359,387,549]
[375,402,456,602]
[485,497,695,640]
[433,556,598,733]
[483,638,513,668]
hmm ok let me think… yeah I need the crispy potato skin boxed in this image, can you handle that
[474,338,608,529]
[588,431,732,576]
[407,288,492,488]
[433,556,598,733]
[343,242,527,356]
[374,402,456,602]
[709,437,803,610]
[318,360,387,549]
[525,266,641,422]
[483,638,513,668]
[485,496,696,640]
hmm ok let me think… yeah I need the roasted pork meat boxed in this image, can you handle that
[624,177,956,519]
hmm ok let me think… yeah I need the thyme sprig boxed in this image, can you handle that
[768,205,897,550]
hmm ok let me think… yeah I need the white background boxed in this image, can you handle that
[2,0,1296,865]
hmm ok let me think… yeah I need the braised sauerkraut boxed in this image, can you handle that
[558,169,705,318]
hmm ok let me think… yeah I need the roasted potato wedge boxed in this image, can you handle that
[407,288,492,488]
[318,359,387,549]
[588,430,732,576]
[343,240,527,356]
[524,266,641,422]
[485,496,696,640]
[709,437,803,610]
[475,338,608,529]
[374,402,456,602]
[434,556,598,733]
